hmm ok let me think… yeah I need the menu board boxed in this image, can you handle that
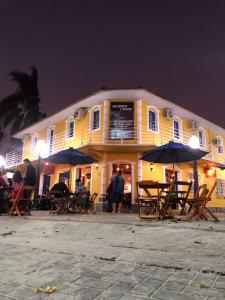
[110,102,134,140]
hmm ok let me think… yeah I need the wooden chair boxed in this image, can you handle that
[49,190,67,215]
[188,182,218,222]
[8,186,23,216]
[160,179,176,220]
[21,186,35,216]
[85,193,98,214]
[172,181,192,214]
[137,181,161,220]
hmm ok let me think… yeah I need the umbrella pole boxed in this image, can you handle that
[193,160,199,195]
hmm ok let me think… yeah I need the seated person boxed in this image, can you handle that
[0,170,8,214]
[50,178,69,197]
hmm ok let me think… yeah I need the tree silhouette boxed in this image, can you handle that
[0,66,46,142]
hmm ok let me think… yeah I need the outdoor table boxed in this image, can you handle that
[137,181,170,219]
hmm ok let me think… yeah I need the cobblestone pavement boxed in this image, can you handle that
[0,212,225,299]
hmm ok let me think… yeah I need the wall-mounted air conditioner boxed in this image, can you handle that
[74,107,88,120]
[213,136,223,147]
[189,120,199,130]
[163,108,174,119]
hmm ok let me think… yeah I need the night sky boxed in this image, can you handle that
[1,0,225,127]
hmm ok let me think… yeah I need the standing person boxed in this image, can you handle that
[23,159,36,186]
[106,176,114,213]
[112,170,125,214]
[0,170,8,214]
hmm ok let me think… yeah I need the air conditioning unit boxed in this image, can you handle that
[163,108,174,119]
[189,120,199,130]
[74,107,88,120]
[214,136,223,147]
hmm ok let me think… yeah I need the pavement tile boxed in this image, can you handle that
[73,276,114,290]
[148,267,175,281]
[169,270,196,284]
[8,286,45,299]
[131,278,163,297]
[95,282,134,300]
[153,289,205,300]
[191,273,217,288]
[213,275,225,289]
[184,285,225,298]
[160,280,186,292]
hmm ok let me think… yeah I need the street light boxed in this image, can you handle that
[189,135,199,195]
[34,140,48,207]
[0,156,5,168]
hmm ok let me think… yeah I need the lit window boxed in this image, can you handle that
[148,110,158,132]
[31,135,38,151]
[173,119,182,140]
[91,109,100,130]
[66,119,74,139]
[48,127,54,154]
[198,129,205,148]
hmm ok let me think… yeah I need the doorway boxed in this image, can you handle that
[112,163,132,210]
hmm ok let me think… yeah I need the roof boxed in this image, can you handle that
[13,88,225,139]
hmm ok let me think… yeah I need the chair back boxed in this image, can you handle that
[136,181,158,199]
[50,190,64,199]
[89,193,98,203]
[207,182,217,201]
[174,181,192,199]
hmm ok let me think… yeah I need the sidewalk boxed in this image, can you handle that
[0,212,225,299]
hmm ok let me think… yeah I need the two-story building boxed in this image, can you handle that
[5,88,225,211]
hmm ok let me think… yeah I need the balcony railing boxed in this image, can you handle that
[5,124,225,167]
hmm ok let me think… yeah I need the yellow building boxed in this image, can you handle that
[5,89,225,211]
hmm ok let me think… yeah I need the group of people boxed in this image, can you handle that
[107,170,125,214]
[0,159,36,214]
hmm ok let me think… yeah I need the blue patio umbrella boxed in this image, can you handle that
[140,141,208,167]
[45,147,97,165]
[140,141,208,194]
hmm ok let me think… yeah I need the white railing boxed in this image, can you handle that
[5,148,23,168]
[5,124,225,167]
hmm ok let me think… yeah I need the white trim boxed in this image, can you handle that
[198,127,206,149]
[216,135,224,155]
[137,99,142,144]
[103,100,108,143]
[89,105,101,132]
[147,105,160,134]
[90,164,93,194]
[65,117,75,141]
[173,116,183,142]
[13,89,225,140]
[31,133,39,151]
[109,159,135,204]
[100,153,107,195]
[138,153,143,196]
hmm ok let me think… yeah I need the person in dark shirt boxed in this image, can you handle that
[23,159,36,186]
[112,170,125,214]
[50,178,69,197]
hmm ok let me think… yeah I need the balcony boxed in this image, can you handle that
[5,124,224,168]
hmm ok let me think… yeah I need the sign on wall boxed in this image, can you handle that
[216,179,225,198]
[109,102,134,140]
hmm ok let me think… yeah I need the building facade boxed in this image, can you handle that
[5,89,225,211]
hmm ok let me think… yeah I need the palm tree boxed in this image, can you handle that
[0,66,46,142]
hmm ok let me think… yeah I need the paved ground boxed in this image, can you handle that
[0,212,225,299]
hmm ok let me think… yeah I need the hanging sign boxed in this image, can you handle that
[109,102,134,140]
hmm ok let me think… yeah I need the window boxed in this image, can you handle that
[218,138,224,154]
[31,135,38,151]
[66,118,74,140]
[48,127,54,154]
[198,129,205,148]
[173,118,182,140]
[148,107,159,132]
[91,108,100,131]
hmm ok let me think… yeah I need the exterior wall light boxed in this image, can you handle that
[95,163,99,169]
[150,163,154,172]
[189,135,199,149]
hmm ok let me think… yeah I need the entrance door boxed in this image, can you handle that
[42,175,51,194]
[112,163,132,210]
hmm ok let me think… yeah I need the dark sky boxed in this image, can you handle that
[1,0,225,127]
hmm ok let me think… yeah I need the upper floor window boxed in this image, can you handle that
[148,106,159,132]
[90,107,101,131]
[66,118,75,140]
[31,135,38,151]
[173,117,182,141]
[217,136,224,154]
[198,128,205,148]
[47,127,54,154]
